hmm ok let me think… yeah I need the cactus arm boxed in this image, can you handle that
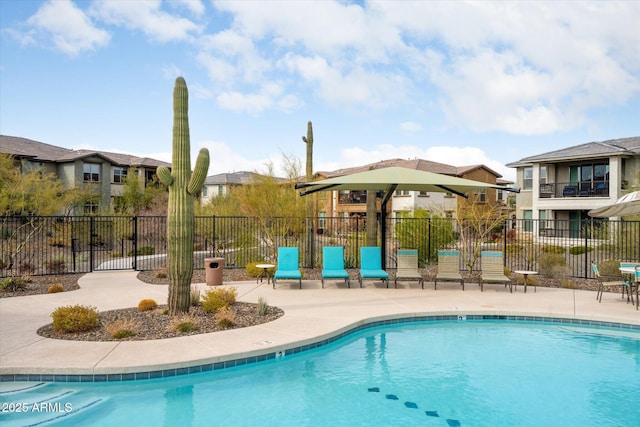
[156,166,173,186]
[187,148,210,195]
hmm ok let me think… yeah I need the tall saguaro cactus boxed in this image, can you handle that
[157,77,210,315]
[302,121,315,266]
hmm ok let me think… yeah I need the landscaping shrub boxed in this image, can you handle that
[246,262,273,278]
[47,284,64,293]
[0,276,28,291]
[45,259,66,274]
[171,315,199,333]
[215,307,236,328]
[190,287,201,306]
[257,297,268,316]
[154,269,167,278]
[127,246,155,256]
[597,259,623,278]
[202,287,237,313]
[569,246,593,255]
[106,320,137,339]
[541,244,565,254]
[137,299,158,312]
[51,305,99,333]
[538,253,568,278]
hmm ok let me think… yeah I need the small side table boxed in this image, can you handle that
[256,263,275,284]
[513,270,538,293]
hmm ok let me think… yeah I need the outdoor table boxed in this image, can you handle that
[256,263,275,284]
[513,270,539,293]
[619,267,639,310]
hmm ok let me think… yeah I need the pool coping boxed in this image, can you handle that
[1,271,639,382]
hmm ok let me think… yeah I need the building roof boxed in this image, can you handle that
[204,171,263,185]
[505,136,640,167]
[0,135,170,168]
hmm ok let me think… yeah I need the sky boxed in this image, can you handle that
[1,1,639,183]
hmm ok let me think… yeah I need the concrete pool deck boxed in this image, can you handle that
[1,270,638,380]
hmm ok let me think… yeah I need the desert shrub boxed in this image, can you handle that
[246,262,273,278]
[190,287,201,307]
[18,262,35,274]
[257,297,268,316]
[215,307,236,328]
[106,320,137,339]
[51,305,99,333]
[110,252,122,258]
[137,299,158,312]
[569,246,592,255]
[45,259,66,274]
[505,244,523,255]
[154,269,167,279]
[202,287,237,313]
[597,259,623,278]
[538,253,568,278]
[127,246,155,256]
[171,316,199,333]
[47,284,64,293]
[541,244,565,254]
[560,279,578,289]
[0,276,28,291]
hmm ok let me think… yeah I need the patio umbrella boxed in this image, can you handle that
[295,166,518,266]
[588,190,640,218]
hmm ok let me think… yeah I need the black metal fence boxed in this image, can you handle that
[1,215,638,279]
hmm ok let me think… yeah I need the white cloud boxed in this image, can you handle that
[170,0,206,16]
[24,0,110,56]
[90,0,200,42]
[216,82,300,115]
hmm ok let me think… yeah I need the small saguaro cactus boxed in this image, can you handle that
[157,77,210,315]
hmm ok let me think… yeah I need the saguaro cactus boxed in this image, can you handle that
[157,77,210,315]
[302,121,315,265]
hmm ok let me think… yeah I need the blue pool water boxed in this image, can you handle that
[1,319,639,427]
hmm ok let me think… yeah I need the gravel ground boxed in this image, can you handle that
[2,267,603,342]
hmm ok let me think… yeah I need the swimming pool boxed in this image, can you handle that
[2,318,639,426]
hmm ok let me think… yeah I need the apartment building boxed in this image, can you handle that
[506,136,640,237]
[0,135,170,213]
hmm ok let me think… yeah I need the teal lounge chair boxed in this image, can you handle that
[273,247,302,289]
[358,246,389,288]
[321,246,350,288]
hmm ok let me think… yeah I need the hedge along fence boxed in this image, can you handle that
[1,215,638,279]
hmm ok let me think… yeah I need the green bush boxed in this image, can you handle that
[202,287,237,313]
[0,276,28,291]
[541,244,565,254]
[51,305,99,333]
[215,307,236,328]
[569,246,593,255]
[127,246,155,256]
[538,253,568,278]
[112,329,136,339]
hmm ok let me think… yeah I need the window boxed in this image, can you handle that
[395,190,409,196]
[83,163,100,182]
[523,210,533,232]
[218,185,224,196]
[201,186,208,197]
[540,166,547,185]
[523,167,533,190]
[418,191,428,196]
[318,212,326,229]
[113,167,128,183]
[474,189,486,203]
[83,202,99,214]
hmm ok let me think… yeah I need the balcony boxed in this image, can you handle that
[539,181,609,198]
[338,191,368,205]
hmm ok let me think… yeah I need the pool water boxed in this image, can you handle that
[1,320,639,426]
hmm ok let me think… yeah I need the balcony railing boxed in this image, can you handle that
[338,192,368,204]
[539,181,609,198]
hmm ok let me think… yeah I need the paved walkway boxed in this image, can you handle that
[1,271,638,378]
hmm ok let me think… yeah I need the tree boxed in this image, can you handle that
[394,210,456,266]
[114,169,167,215]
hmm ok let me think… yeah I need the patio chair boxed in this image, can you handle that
[273,247,302,289]
[358,246,389,288]
[321,246,350,288]
[479,251,512,292]
[616,261,637,303]
[592,262,631,303]
[394,249,424,289]
[434,250,464,290]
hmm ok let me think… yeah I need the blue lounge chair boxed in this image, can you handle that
[358,246,389,288]
[273,247,302,289]
[321,246,350,288]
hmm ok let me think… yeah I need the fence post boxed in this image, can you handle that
[89,216,95,272]
[584,220,589,279]
[132,216,138,271]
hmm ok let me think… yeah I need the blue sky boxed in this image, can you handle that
[1,0,639,182]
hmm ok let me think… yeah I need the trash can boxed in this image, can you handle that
[205,257,224,286]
